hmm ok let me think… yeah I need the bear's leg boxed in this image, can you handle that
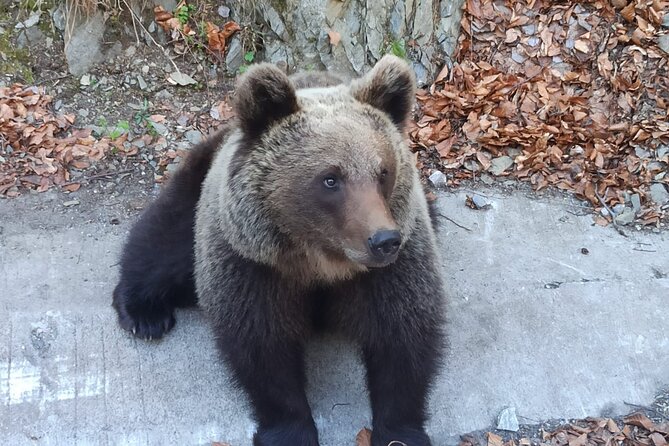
[225,338,319,446]
[112,128,228,340]
[201,254,319,446]
[342,234,445,446]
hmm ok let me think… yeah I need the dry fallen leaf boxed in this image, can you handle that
[328,29,341,47]
[356,428,372,446]
[624,412,656,431]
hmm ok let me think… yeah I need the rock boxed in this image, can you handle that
[155,89,173,101]
[663,13,669,28]
[615,209,635,226]
[64,11,107,76]
[185,130,203,145]
[489,156,514,176]
[15,11,41,29]
[570,145,584,156]
[225,36,244,75]
[496,406,519,432]
[168,71,196,86]
[650,183,669,204]
[429,170,447,188]
[63,200,80,207]
[149,121,169,136]
[80,74,92,86]
[630,194,641,213]
[470,194,491,210]
[154,0,177,11]
[480,173,494,185]
[235,0,466,84]
[659,35,669,55]
[137,75,147,90]
[657,145,669,160]
[17,27,45,49]
[218,5,231,18]
[52,4,66,31]
[612,203,625,215]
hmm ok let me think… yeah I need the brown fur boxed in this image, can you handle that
[112,56,445,446]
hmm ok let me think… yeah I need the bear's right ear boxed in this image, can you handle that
[234,63,300,137]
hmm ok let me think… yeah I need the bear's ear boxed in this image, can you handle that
[234,63,300,136]
[350,55,416,132]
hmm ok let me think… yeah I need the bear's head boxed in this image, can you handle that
[231,55,419,273]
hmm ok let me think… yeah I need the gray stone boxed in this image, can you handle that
[612,204,625,215]
[16,27,45,48]
[52,4,66,31]
[429,170,447,188]
[155,89,173,101]
[471,194,491,210]
[149,121,169,136]
[659,35,669,55]
[64,11,107,76]
[137,74,148,90]
[154,0,177,12]
[496,406,519,432]
[650,183,669,205]
[615,209,635,226]
[630,194,641,213]
[15,11,41,29]
[489,156,514,176]
[658,145,669,160]
[225,36,243,76]
[663,12,669,27]
[218,5,230,18]
[185,130,203,145]
[80,74,92,86]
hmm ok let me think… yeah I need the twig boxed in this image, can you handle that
[62,168,134,185]
[632,248,657,253]
[624,401,669,421]
[594,186,627,237]
[437,213,473,232]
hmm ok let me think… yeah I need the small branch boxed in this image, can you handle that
[62,168,134,185]
[624,401,669,421]
[594,186,627,237]
[437,213,473,232]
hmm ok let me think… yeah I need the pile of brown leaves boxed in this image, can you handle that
[412,0,669,226]
[461,413,669,446]
[0,85,110,197]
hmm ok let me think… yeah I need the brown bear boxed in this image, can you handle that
[112,55,446,446]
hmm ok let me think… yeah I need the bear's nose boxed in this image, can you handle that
[368,230,402,260]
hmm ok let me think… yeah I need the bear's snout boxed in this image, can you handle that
[367,229,401,264]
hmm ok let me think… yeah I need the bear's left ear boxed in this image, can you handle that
[234,63,300,137]
[350,55,416,132]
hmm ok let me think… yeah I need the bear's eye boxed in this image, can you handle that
[323,176,339,189]
[379,169,389,184]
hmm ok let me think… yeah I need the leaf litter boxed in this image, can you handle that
[459,412,669,446]
[411,0,669,227]
[0,85,110,197]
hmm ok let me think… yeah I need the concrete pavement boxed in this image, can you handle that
[1,185,667,445]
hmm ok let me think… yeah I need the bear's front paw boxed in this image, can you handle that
[253,418,319,446]
[372,426,431,446]
[112,286,175,340]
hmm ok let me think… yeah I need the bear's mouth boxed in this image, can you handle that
[343,247,399,269]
